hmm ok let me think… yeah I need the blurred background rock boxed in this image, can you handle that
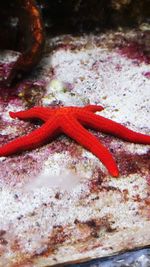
[38,0,150,34]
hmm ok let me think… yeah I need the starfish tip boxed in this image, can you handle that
[112,170,119,178]
[9,111,16,119]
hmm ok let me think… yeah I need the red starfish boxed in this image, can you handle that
[0,105,150,177]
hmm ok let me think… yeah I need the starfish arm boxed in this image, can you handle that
[62,116,119,177]
[0,118,59,156]
[9,107,55,122]
[83,104,104,113]
[78,112,150,145]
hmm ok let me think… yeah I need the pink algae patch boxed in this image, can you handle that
[118,42,150,64]
[142,72,150,79]
[117,150,150,177]
[146,175,150,186]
